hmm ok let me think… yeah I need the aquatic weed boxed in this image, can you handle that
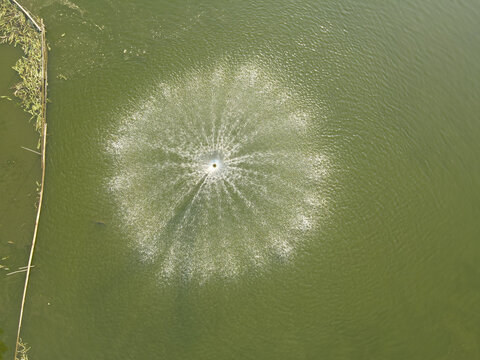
[0,0,43,132]
[14,339,29,360]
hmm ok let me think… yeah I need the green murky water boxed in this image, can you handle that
[0,42,40,359]
[1,0,480,359]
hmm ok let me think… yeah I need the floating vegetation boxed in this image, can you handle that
[1,3,46,359]
[14,339,29,360]
[0,0,43,132]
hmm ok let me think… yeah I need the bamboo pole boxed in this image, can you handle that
[14,123,46,358]
[10,4,48,358]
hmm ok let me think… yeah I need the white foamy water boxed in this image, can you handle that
[108,63,329,282]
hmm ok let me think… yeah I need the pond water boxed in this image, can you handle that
[0,43,40,359]
[1,0,480,359]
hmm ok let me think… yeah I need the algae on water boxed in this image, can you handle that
[0,0,43,133]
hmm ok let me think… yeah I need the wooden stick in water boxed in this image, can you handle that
[20,146,41,155]
[6,269,28,276]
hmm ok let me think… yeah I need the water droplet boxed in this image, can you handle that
[107,63,329,282]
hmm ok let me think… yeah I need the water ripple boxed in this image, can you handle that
[107,63,329,282]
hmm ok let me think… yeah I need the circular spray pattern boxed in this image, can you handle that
[108,63,328,282]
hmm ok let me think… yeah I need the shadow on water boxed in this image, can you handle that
[0,329,7,360]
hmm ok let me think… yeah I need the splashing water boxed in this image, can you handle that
[108,63,328,282]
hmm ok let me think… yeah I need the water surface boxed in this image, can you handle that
[2,0,480,359]
[0,43,40,356]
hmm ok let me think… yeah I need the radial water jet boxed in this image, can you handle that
[107,63,329,282]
